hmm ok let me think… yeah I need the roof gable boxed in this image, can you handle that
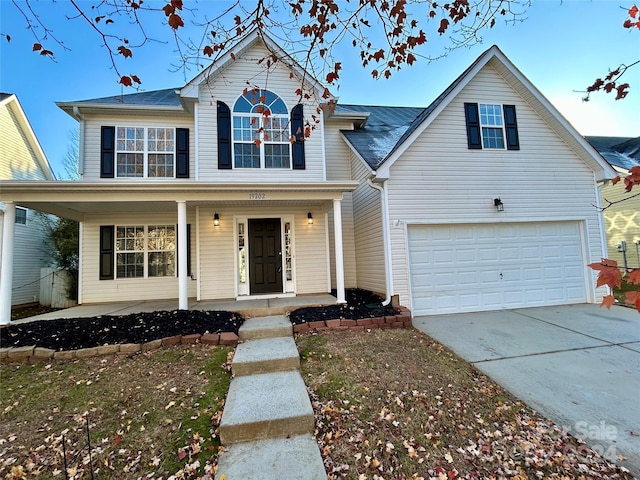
[341,45,616,181]
[0,93,55,180]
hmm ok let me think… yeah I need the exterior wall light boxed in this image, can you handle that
[307,212,313,225]
[493,198,504,212]
[213,212,220,226]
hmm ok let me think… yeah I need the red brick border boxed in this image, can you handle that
[0,329,239,364]
[291,308,412,334]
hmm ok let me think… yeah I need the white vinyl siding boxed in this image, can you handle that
[81,213,196,304]
[197,207,329,300]
[197,43,325,182]
[350,151,386,295]
[81,114,193,181]
[386,64,605,309]
[9,209,53,305]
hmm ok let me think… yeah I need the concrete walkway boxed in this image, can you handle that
[412,304,640,476]
[214,315,326,480]
[13,294,337,323]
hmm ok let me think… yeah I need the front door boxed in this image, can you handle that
[248,218,283,295]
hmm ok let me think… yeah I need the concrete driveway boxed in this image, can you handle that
[412,304,640,476]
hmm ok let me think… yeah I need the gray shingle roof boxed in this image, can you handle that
[338,104,424,169]
[586,136,640,170]
[340,46,492,170]
[68,88,181,107]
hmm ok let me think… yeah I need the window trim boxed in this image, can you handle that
[14,207,27,225]
[231,90,292,170]
[114,224,177,279]
[479,103,506,150]
[115,126,177,178]
[464,103,520,151]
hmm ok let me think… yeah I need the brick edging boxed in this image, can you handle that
[292,307,412,334]
[0,331,240,364]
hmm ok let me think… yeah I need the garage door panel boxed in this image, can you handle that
[408,222,587,315]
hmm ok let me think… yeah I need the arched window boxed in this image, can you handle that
[232,89,291,169]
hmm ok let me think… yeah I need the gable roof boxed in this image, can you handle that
[0,93,55,180]
[179,29,333,102]
[342,45,617,182]
[586,136,640,171]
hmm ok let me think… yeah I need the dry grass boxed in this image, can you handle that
[0,344,233,479]
[298,328,633,480]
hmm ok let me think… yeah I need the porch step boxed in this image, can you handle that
[218,370,314,445]
[232,336,300,376]
[238,315,292,340]
[215,434,326,480]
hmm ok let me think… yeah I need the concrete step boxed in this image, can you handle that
[232,336,300,376]
[214,434,326,480]
[239,315,292,340]
[219,370,314,445]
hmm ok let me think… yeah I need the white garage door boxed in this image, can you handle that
[408,222,587,315]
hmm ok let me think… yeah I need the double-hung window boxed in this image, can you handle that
[15,207,27,225]
[232,89,291,169]
[116,127,175,177]
[115,225,176,278]
[464,103,520,150]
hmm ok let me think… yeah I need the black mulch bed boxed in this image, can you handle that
[289,288,398,325]
[0,310,243,351]
[1,289,398,352]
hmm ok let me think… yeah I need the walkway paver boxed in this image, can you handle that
[215,315,325,479]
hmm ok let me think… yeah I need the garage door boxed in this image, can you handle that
[408,222,587,315]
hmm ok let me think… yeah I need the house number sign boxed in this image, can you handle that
[249,192,266,200]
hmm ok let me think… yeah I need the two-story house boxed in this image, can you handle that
[0,93,55,309]
[0,31,615,323]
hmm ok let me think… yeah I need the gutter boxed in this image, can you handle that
[72,106,85,176]
[367,174,393,306]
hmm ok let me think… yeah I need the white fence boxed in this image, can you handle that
[39,268,76,308]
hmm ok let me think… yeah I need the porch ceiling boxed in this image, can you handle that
[0,181,358,221]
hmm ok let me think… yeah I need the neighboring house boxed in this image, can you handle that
[0,93,56,307]
[587,136,640,270]
[0,31,616,322]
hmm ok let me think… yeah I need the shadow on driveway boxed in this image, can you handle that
[412,304,640,476]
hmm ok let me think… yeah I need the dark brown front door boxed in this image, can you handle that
[248,218,283,295]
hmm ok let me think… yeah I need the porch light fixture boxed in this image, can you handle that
[213,212,220,226]
[307,212,313,225]
[493,198,504,212]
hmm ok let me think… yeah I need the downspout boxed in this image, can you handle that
[72,106,85,176]
[367,175,393,306]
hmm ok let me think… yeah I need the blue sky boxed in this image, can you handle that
[1,0,638,178]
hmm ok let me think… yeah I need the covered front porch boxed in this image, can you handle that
[11,292,338,323]
[0,181,358,323]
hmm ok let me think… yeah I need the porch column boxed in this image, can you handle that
[0,203,16,324]
[333,198,346,304]
[177,201,188,310]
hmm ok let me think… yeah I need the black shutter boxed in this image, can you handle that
[464,103,482,150]
[101,126,115,178]
[217,101,232,169]
[291,104,305,169]
[503,105,520,150]
[176,128,190,178]
[176,224,192,277]
[99,225,114,280]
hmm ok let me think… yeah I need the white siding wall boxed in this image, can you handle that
[198,206,329,299]
[197,43,325,182]
[81,212,197,303]
[81,113,194,181]
[325,119,357,288]
[351,151,386,294]
[11,210,53,305]
[387,64,605,307]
